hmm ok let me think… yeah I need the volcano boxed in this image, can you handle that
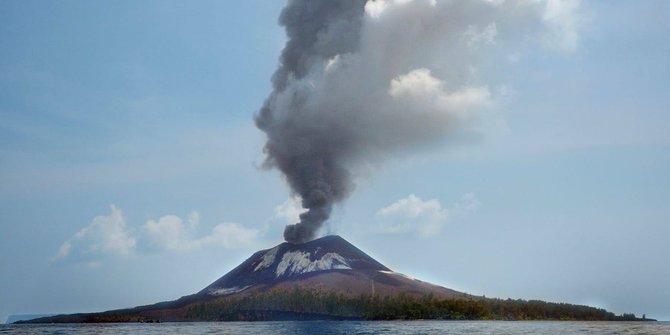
[198,235,467,299]
[22,235,471,322]
[20,235,647,322]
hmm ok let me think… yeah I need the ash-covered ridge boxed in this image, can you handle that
[199,235,390,296]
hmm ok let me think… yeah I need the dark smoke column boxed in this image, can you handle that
[255,0,368,244]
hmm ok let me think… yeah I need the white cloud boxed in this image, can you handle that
[197,223,260,250]
[54,207,259,263]
[376,193,481,236]
[143,214,193,251]
[453,192,482,215]
[54,241,72,260]
[142,212,259,251]
[386,68,491,129]
[463,22,498,47]
[187,211,200,228]
[388,68,442,98]
[542,0,581,52]
[53,205,136,260]
[376,194,449,236]
[274,196,305,225]
[364,0,389,18]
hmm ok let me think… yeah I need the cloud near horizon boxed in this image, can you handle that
[375,193,481,236]
[143,212,259,252]
[54,205,135,261]
[54,205,259,264]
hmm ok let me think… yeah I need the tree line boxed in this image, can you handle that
[185,288,648,321]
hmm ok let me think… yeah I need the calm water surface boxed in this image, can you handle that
[1,321,668,334]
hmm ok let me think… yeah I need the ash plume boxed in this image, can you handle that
[256,0,580,244]
[256,0,366,244]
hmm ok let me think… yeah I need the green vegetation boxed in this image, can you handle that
[185,288,647,321]
[19,288,652,323]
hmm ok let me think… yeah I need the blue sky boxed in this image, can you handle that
[1,0,669,322]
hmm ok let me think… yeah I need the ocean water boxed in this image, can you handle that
[1,321,668,335]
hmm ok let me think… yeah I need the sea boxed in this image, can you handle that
[1,321,669,335]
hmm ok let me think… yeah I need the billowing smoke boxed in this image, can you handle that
[256,0,579,244]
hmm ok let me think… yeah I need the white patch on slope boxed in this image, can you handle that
[208,285,251,296]
[254,247,278,272]
[380,270,420,282]
[275,251,351,278]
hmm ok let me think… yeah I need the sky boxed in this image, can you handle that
[1,0,669,323]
